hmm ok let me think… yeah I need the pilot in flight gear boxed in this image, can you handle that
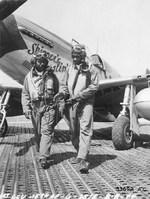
[54,44,99,173]
[21,52,59,169]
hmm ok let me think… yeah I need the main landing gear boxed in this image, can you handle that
[0,90,10,137]
[112,84,138,150]
[112,115,133,150]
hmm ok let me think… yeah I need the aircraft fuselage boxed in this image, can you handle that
[0,14,72,85]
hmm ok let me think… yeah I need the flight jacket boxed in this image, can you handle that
[21,68,59,114]
[59,61,99,104]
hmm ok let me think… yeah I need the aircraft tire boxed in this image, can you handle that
[112,115,133,150]
[0,119,8,137]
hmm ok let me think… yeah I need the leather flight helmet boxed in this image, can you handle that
[71,44,87,60]
[30,52,49,67]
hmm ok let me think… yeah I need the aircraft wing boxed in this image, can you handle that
[98,75,147,90]
[93,75,148,122]
[0,82,23,91]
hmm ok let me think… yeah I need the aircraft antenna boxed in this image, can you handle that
[71,39,79,45]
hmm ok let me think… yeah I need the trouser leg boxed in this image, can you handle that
[69,104,80,152]
[39,107,56,159]
[31,111,41,152]
[77,104,93,160]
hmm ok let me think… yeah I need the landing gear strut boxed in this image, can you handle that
[112,84,137,150]
[0,90,10,137]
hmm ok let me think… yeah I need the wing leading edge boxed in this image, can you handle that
[94,75,148,122]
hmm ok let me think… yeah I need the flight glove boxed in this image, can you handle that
[53,93,65,102]
[25,111,31,119]
[66,95,81,105]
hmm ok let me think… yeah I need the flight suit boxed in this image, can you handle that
[60,62,99,160]
[21,68,59,160]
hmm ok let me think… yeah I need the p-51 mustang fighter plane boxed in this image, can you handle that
[0,0,150,150]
